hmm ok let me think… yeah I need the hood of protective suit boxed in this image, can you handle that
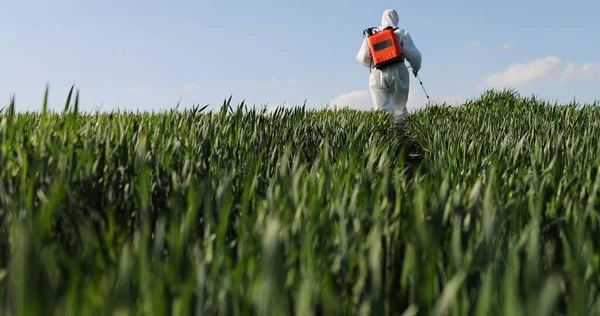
[381,9,399,28]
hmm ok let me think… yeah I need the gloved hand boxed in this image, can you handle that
[412,69,418,77]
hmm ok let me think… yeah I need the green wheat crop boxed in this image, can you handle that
[0,88,599,315]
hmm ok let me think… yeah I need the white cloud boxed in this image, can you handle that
[559,62,600,82]
[501,43,514,50]
[477,56,561,88]
[287,77,301,85]
[467,40,481,48]
[328,90,372,111]
[476,56,600,89]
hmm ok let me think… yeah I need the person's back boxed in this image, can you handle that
[356,9,422,132]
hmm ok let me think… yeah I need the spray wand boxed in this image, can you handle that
[407,66,430,106]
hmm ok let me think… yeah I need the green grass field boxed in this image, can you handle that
[1,88,599,315]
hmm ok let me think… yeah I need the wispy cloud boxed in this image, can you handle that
[467,40,481,48]
[477,56,600,89]
[501,43,514,50]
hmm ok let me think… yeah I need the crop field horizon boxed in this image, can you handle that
[0,87,599,315]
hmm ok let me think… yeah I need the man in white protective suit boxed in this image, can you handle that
[356,9,422,132]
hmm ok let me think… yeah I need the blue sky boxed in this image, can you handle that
[1,0,599,113]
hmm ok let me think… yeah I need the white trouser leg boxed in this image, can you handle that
[369,64,410,126]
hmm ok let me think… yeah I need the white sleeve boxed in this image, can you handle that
[356,37,372,68]
[399,30,422,72]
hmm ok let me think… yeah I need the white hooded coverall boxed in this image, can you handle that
[356,9,422,126]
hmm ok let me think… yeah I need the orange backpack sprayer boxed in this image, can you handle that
[361,26,431,103]
[363,26,404,70]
